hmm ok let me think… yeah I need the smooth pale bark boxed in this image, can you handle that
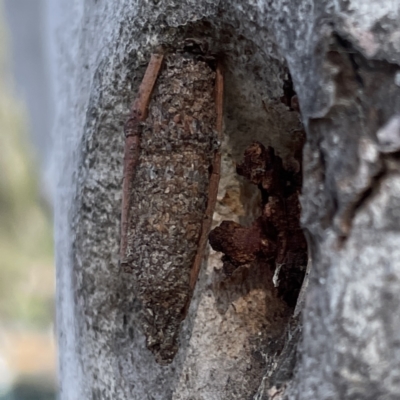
[52,0,400,399]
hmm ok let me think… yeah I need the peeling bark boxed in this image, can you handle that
[52,0,400,399]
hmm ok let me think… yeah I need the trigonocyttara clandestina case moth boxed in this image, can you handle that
[120,49,223,364]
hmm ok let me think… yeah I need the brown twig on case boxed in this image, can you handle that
[120,53,164,267]
[186,61,224,303]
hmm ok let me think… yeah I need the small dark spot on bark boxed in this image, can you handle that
[128,326,134,340]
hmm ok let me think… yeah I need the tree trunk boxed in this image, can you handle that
[52,0,400,399]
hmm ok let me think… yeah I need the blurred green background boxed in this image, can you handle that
[0,0,56,398]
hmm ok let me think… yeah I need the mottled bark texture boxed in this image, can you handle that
[53,0,400,399]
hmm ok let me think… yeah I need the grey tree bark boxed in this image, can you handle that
[53,0,400,399]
